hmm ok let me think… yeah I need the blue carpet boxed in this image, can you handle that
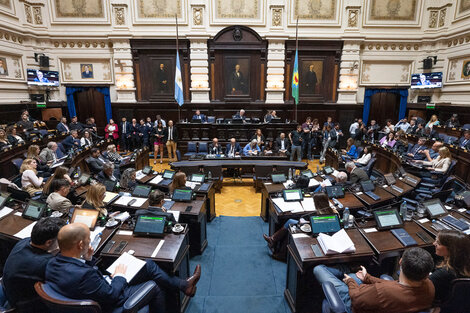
[186,216,290,313]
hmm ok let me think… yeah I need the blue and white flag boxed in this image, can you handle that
[174,51,184,106]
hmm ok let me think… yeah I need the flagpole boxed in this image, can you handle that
[294,17,298,123]
[176,14,181,122]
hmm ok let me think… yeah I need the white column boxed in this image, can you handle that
[189,37,210,103]
[112,39,136,103]
[337,40,361,104]
[265,38,287,104]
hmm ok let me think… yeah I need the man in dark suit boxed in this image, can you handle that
[45,223,201,313]
[406,119,418,135]
[274,132,290,155]
[345,161,369,184]
[56,117,70,133]
[225,137,242,157]
[208,138,223,155]
[192,110,206,123]
[233,109,246,121]
[459,130,470,150]
[2,217,66,310]
[120,117,131,152]
[407,137,427,160]
[164,120,178,161]
[230,64,245,94]
[61,129,80,151]
[86,148,104,174]
[156,63,169,93]
[304,64,318,94]
[366,120,380,142]
[69,116,84,132]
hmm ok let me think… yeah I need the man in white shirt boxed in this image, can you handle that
[349,118,362,138]
[395,118,411,132]
[154,115,166,128]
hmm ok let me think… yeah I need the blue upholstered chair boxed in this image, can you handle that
[184,142,197,158]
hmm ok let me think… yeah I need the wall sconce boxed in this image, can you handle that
[349,61,359,72]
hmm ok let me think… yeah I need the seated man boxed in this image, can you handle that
[39,142,58,165]
[419,141,443,162]
[56,117,70,133]
[46,179,73,212]
[191,110,206,123]
[2,217,66,310]
[345,161,369,184]
[395,118,410,132]
[69,116,84,132]
[97,161,120,182]
[233,109,246,121]
[314,171,348,193]
[243,139,260,156]
[86,147,104,174]
[208,137,223,155]
[406,137,427,160]
[61,129,80,152]
[136,190,176,223]
[274,132,290,155]
[444,114,460,128]
[366,120,380,142]
[406,119,418,135]
[45,223,201,313]
[225,138,242,157]
[459,130,470,150]
[313,247,434,313]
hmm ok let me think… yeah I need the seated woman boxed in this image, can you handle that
[20,159,44,196]
[80,130,93,148]
[43,166,73,195]
[379,132,396,149]
[415,147,452,177]
[243,139,261,156]
[46,179,73,212]
[262,193,336,261]
[26,144,50,175]
[97,162,120,183]
[430,230,470,303]
[341,138,358,161]
[263,140,274,155]
[106,144,122,163]
[0,128,12,150]
[426,114,440,129]
[120,168,136,191]
[251,129,265,147]
[169,172,187,193]
[393,133,408,156]
[6,126,25,146]
[354,146,372,166]
[82,183,107,218]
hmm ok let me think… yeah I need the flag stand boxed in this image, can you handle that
[176,14,181,122]
[294,18,298,123]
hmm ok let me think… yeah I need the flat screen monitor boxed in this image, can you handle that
[172,189,193,202]
[323,166,333,175]
[78,173,90,185]
[133,215,166,237]
[410,72,443,89]
[0,192,10,208]
[301,170,314,179]
[271,173,287,184]
[384,173,396,185]
[191,119,202,124]
[190,173,205,183]
[374,208,403,230]
[142,166,153,175]
[325,185,345,199]
[26,69,60,87]
[283,189,303,202]
[71,208,99,230]
[22,200,46,221]
[132,185,152,198]
[361,180,375,192]
[162,170,175,180]
[423,198,447,218]
[103,179,117,192]
[310,215,341,235]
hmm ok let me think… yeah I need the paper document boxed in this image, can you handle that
[167,210,180,222]
[322,179,332,187]
[106,252,146,283]
[135,170,146,180]
[114,196,147,207]
[332,170,340,178]
[114,211,131,222]
[301,198,316,211]
[272,198,303,213]
[151,240,165,258]
[185,181,199,189]
[103,192,119,204]
[50,161,65,169]
[308,179,320,188]
[317,229,356,255]
[149,175,163,185]
[0,207,13,220]
[14,221,37,239]
[283,180,294,189]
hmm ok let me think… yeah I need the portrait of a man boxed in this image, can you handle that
[34,70,49,83]
[224,57,250,96]
[462,60,470,78]
[417,73,431,86]
[156,62,169,93]
[0,57,8,76]
[81,64,93,79]
[300,60,323,95]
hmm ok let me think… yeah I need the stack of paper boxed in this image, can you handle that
[167,210,180,222]
[135,170,146,180]
[114,211,131,222]
[149,176,163,185]
[185,181,199,189]
[272,198,303,213]
[301,197,316,211]
[283,180,294,189]
[309,179,320,187]
[106,252,146,283]
[317,229,356,255]
[0,207,13,220]
[114,196,147,207]
[103,192,119,204]
[14,222,37,239]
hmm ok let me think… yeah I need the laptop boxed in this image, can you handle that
[159,170,175,187]
[361,180,375,192]
[271,173,287,184]
[189,173,205,183]
[325,185,345,199]
[310,215,341,235]
[132,185,152,198]
[103,179,118,192]
[0,192,10,208]
[172,189,193,202]
[423,198,447,219]
[22,200,47,221]
[374,208,403,230]
[142,166,153,175]
[71,208,99,230]
[77,173,90,186]
[384,173,396,185]
[133,215,167,237]
[323,166,334,175]
[301,170,314,179]
[283,189,303,202]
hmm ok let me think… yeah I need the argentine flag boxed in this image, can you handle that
[174,51,184,106]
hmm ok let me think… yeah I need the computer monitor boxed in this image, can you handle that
[190,173,205,183]
[142,166,153,175]
[361,180,375,192]
[423,198,447,218]
[22,200,46,221]
[384,173,396,185]
[283,189,303,202]
[162,170,175,180]
[310,215,341,235]
[301,170,314,179]
[0,192,10,208]
[103,179,117,192]
[271,173,287,184]
[323,166,334,175]
[374,208,403,230]
[325,186,345,199]
[78,173,90,185]
[172,189,193,202]
[191,119,202,124]
[132,185,152,198]
[133,215,166,237]
[71,208,99,230]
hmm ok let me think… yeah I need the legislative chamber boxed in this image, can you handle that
[0,1,469,313]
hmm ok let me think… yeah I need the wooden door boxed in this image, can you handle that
[369,92,400,127]
[74,88,106,129]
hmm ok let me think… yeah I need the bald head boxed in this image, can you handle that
[58,223,90,253]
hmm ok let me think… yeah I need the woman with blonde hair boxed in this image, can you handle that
[106,144,122,163]
[169,172,187,193]
[43,166,73,195]
[0,128,12,150]
[417,146,452,177]
[426,114,440,129]
[20,159,44,195]
[26,144,51,174]
[82,183,107,218]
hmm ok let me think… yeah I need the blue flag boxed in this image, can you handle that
[174,51,184,106]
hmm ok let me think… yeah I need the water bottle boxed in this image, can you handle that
[207,171,212,180]
[288,168,293,181]
[343,207,350,228]
[91,232,102,251]
[316,165,320,173]
[400,201,407,219]
[405,205,414,222]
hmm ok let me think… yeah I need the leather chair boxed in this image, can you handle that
[207,116,216,123]
[413,176,455,202]
[355,146,364,158]
[204,166,223,192]
[364,157,376,178]
[462,124,470,130]
[184,142,197,158]
[253,165,273,191]
[11,159,23,174]
[57,143,66,155]
[438,278,470,313]
[35,281,157,313]
[198,142,208,155]
[55,146,65,159]
[0,278,15,313]
[446,135,458,145]
[420,159,456,186]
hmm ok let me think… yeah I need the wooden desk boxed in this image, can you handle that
[100,226,191,313]
[414,211,470,237]
[381,179,414,197]
[170,160,308,171]
[285,228,374,313]
[354,187,395,208]
[260,183,285,221]
[334,193,365,210]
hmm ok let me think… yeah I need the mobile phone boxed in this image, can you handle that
[113,241,128,254]
[102,240,116,253]
[185,205,193,212]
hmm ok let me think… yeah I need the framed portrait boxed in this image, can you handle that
[0,57,8,76]
[299,60,323,96]
[81,64,94,79]
[153,59,174,95]
[224,56,250,96]
[462,60,470,78]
